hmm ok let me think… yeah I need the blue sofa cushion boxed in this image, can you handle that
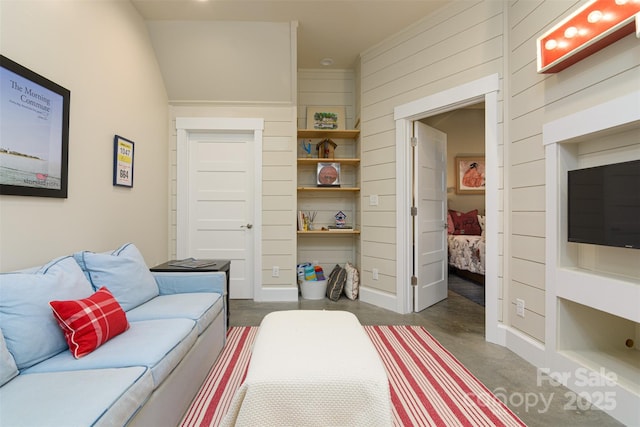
[22,318,197,388]
[0,367,153,427]
[73,243,159,312]
[126,293,223,334]
[0,256,94,370]
[0,330,18,386]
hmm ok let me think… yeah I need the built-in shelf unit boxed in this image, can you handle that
[296,128,361,271]
[543,91,640,426]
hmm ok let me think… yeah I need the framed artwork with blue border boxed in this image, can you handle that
[113,135,134,187]
[0,55,70,198]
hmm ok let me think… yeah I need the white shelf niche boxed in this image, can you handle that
[543,91,640,426]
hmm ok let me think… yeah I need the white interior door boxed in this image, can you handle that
[413,121,448,312]
[183,131,254,299]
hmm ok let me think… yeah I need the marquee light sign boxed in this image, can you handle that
[537,0,640,73]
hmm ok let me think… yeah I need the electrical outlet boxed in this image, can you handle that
[370,194,379,206]
[272,266,279,277]
[516,298,525,317]
[372,268,379,280]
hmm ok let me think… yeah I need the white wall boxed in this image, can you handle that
[507,0,640,343]
[297,69,356,130]
[161,20,299,294]
[0,1,169,270]
[168,104,298,290]
[146,21,294,103]
[359,0,639,348]
[359,0,506,298]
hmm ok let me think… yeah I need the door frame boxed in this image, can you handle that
[176,117,264,300]
[393,74,503,345]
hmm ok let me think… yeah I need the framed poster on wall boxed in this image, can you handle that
[0,55,70,198]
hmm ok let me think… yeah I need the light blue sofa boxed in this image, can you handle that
[0,243,227,427]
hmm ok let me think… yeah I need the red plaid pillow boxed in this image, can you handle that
[50,287,129,358]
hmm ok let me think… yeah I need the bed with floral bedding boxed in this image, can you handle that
[447,209,485,283]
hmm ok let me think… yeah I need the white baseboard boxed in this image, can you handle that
[254,286,298,302]
[504,325,546,368]
[359,286,402,313]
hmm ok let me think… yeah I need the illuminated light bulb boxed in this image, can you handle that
[588,10,603,23]
[558,40,569,49]
[615,0,628,5]
[564,26,578,38]
[545,39,558,50]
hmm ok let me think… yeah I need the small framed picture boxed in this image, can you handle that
[317,162,341,187]
[113,135,135,188]
[307,106,346,130]
[455,156,485,194]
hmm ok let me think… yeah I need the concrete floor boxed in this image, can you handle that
[228,281,623,427]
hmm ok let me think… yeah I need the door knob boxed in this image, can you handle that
[241,223,253,229]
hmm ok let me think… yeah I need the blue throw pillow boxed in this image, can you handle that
[0,256,94,370]
[73,243,159,312]
[0,330,18,386]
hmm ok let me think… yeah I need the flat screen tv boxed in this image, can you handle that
[567,159,640,249]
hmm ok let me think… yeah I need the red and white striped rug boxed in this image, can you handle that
[181,325,526,427]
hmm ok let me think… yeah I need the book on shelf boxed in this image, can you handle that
[328,225,353,231]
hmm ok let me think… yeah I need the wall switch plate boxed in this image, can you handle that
[372,268,379,280]
[370,195,379,206]
[516,298,525,317]
[272,266,279,277]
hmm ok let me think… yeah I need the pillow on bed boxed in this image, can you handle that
[447,212,455,235]
[449,209,482,235]
[477,215,486,236]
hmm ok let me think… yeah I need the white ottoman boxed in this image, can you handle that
[222,310,392,426]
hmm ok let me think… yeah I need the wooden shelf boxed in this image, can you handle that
[297,230,360,235]
[297,129,360,139]
[297,187,360,192]
[298,158,360,166]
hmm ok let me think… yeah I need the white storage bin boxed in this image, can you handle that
[300,279,327,300]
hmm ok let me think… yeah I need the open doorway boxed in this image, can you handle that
[393,73,501,344]
[422,103,486,308]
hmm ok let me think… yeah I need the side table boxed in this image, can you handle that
[150,259,230,327]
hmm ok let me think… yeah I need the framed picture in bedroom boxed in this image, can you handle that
[0,55,70,198]
[306,106,346,130]
[455,156,485,194]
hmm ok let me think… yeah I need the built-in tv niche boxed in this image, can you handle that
[543,91,640,427]
[567,159,640,250]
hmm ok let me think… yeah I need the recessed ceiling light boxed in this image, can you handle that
[320,58,334,66]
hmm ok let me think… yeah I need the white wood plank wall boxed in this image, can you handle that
[508,0,640,342]
[359,0,506,303]
[168,104,297,290]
